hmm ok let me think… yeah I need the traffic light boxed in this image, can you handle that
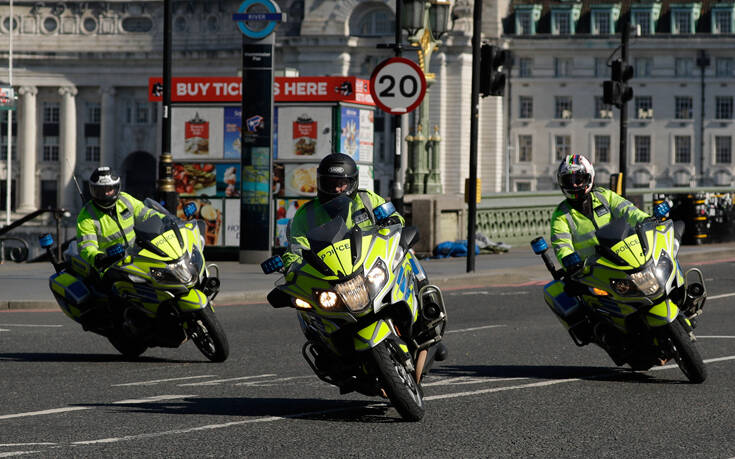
[602,59,633,108]
[480,44,508,97]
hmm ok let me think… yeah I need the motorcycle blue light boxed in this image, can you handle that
[562,252,582,268]
[183,202,197,218]
[39,234,54,249]
[261,256,284,274]
[653,202,671,219]
[530,237,548,254]
[106,243,125,257]
[374,202,396,223]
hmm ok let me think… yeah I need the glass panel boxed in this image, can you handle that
[716,136,732,164]
[674,136,691,163]
[518,135,532,162]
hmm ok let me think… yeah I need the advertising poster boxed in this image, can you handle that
[272,163,285,197]
[284,163,318,197]
[241,146,271,205]
[358,164,374,192]
[274,198,310,247]
[359,109,374,163]
[172,107,224,160]
[273,107,278,159]
[276,106,332,160]
[216,163,240,198]
[223,107,242,160]
[225,199,240,246]
[174,163,216,196]
[176,197,224,246]
[340,106,360,160]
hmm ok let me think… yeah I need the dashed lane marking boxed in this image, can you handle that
[178,374,276,387]
[447,324,506,334]
[0,407,90,421]
[112,395,197,405]
[0,324,62,328]
[112,375,217,387]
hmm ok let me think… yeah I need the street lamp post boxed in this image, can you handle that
[402,0,450,195]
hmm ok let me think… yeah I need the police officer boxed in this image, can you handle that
[77,167,162,273]
[550,154,650,268]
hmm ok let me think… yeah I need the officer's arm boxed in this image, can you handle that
[608,191,649,224]
[128,194,165,223]
[550,211,575,265]
[282,213,310,268]
[77,217,102,267]
[368,191,405,225]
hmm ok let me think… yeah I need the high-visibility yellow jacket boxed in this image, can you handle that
[76,192,162,269]
[282,190,404,268]
[550,187,649,264]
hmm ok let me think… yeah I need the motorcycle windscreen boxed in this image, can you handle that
[595,218,647,268]
[135,216,185,260]
[305,217,362,278]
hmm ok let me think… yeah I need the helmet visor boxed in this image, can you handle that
[318,176,355,195]
[90,183,120,203]
[560,172,591,189]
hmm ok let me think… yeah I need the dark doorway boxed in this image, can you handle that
[122,151,157,201]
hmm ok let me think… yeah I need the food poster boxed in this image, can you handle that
[216,163,240,198]
[223,107,242,160]
[224,199,240,246]
[176,198,224,246]
[358,164,374,192]
[284,163,318,197]
[272,163,285,197]
[276,106,332,160]
[359,109,374,163]
[171,107,224,160]
[174,163,217,196]
[274,198,310,247]
[339,106,359,160]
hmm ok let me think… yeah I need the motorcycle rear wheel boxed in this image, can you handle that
[107,332,148,359]
[187,306,229,362]
[668,317,707,384]
[372,341,425,421]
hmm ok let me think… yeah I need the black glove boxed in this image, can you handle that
[94,253,106,270]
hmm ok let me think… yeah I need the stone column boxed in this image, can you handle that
[59,86,78,211]
[17,86,38,213]
[99,86,116,168]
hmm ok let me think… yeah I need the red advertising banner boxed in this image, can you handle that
[148,76,374,105]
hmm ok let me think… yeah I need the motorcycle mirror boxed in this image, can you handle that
[374,202,396,223]
[39,233,54,249]
[106,243,125,258]
[261,255,284,274]
[183,202,197,219]
[530,237,548,254]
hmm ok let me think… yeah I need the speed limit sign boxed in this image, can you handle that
[370,57,427,115]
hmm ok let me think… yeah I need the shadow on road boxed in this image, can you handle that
[81,397,405,423]
[0,352,194,364]
[430,364,687,384]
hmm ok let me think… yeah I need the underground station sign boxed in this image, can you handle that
[233,0,285,39]
[369,57,426,115]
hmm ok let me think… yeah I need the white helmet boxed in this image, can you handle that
[89,166,121,209]
[557,154,595,201]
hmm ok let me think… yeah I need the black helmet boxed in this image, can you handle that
[89,166,121,209]
[316,153,358,203]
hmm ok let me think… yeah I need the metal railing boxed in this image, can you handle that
[0,208,71,262]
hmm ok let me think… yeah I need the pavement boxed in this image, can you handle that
[2,241,735,310]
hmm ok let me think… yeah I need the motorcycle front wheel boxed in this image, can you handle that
[107,331,148,359]
[186,306,229,362]
[667,317,707,384]
[371,341,425,421]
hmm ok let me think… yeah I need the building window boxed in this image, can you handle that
[554,96,573,119]
[519,96,533,119]
[632,11,651,35]
[554,58,572,78]
[716,58,734,77]
[515,182,531,192]
[672,10,692,34]
[353,6,394,37]
[674,136,691,163]
[594,135,611,163]
[716,96,734,119]
[43,136,59,162]
[555,135,571,160]
[41,180,57,210]
[634,136,651,163]
[594,58,610,78]
[552,11,571,35]
[0,180,16,212]
[85,137,100,163]
[595,97,613,119]
[44,103,60,123]
[516,12,532,35]
[592,10,611,35]
[713,10,732,33]
[675,58,694,77]
[136,102,149,124]
[634,57,652,77]
[634,96,653,119]
[675,96,693,119]
[518,58,533,78]
[518,135,532,162]
[715,136,732,164]
[87,102,101,124]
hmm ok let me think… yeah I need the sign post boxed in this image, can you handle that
[233,0,284,264]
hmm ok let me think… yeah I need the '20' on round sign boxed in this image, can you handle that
[370,57,427,115]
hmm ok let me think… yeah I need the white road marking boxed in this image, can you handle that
[0,451,42,457]
[708,292,735,300]
[178,374,276,386]
[112,375,216,387]
[459,291,488,295]
[112,395,197,405]
[0,324,62,328]
[0,407,89,421]
[0,329,8,332]
[422,376,528,387]
[235,375,314,386]
[447,324,506,334]
[0,444,56,447]
[697,335,735,339]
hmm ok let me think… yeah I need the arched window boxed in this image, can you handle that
[351,4,395,37]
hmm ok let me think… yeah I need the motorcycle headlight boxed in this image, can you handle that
[610,278,642,296]
[654,252,674,284]
[334,274,370,312]
[150,258,192,284]
[366,258,389,298]
[190,247,204,277]
[630,267,660,296]
[317,291,340,310]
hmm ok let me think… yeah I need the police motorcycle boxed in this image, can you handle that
[40,199,229,362]
[531,202,707,383]
[261,195,447,421]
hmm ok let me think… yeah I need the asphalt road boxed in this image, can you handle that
[0,259,734,458]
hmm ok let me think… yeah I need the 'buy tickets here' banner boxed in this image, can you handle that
[149,76,375,105]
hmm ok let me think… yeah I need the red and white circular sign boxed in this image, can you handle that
[370,57,427,115]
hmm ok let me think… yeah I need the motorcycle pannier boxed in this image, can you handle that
[50,272,90,306]
[543,280,580,328]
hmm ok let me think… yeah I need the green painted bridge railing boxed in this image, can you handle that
[475,187,735,247]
